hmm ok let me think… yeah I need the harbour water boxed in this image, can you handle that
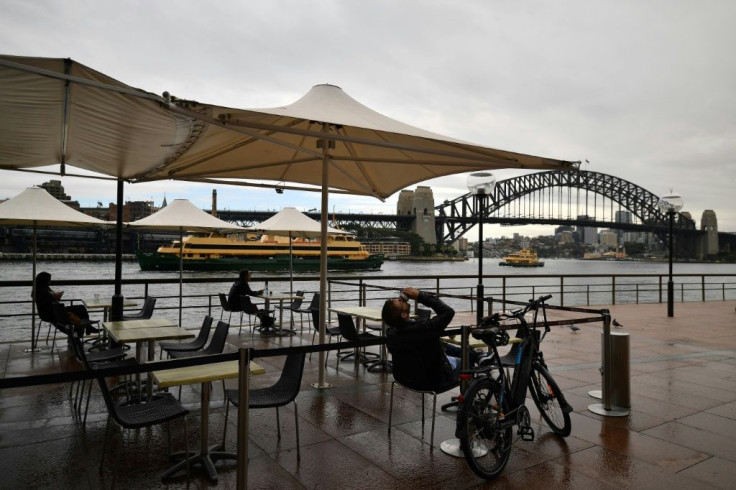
[2,258,735,343]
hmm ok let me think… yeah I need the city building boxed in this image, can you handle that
[396,186,436,244]
[576,215,598,244]
[701,210,719,256]
[599,229,619,248]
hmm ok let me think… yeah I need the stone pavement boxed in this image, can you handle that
[0,299,734,488]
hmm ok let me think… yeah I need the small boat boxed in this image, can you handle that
[136,232,384,271]
[499,249,544,267]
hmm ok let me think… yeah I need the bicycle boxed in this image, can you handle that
[455,294,573,480]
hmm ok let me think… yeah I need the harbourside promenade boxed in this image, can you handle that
[1,300,735,488]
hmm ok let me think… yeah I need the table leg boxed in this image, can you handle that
[147,340,155,401]
[367,320,392,373]
[162,381,236,482]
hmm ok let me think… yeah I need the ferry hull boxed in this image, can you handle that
[136,251,384,272]
[499,261,545,267]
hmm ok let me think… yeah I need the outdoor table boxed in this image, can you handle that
[103,318,193,400]
[329,306,391,373]
[255,291,302,336]
[82,296,138,322]
[154,360,265,482]
[441,335,486,349]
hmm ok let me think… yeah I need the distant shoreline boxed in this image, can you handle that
[390,256,468,262]
[0,253,137,261]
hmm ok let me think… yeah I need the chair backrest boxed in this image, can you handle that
[337,313,360,342]
[140,296,157,319]
[253,351,307,408]
[290,291,305,309]
[194,315,214,345]
[219,293,230,311]
[307,292,320,310]
[202,320,230,355]
[310,308,320,333]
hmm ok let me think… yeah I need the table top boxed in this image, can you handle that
[441,335,487,349]
[153,360,265,388]
[102,317,177,330]
[106,325,194,344]
[329,306,383,322]
[257,292,303,301]
[82,297,138,309]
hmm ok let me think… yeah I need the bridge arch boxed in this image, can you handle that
[435,170,696,245]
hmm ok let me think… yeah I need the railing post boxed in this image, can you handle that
[612,276,616,305]
[436,277,440,295]
[502,277,507,305]
[702,276,705,301]
[559,277,564,307]
[659,275,663,304]
[586,284,590,306]
[635,284,639,304]
[236,347,252,489]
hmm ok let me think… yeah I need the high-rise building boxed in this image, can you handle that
[599,229,618,248]
[576,215,598,244]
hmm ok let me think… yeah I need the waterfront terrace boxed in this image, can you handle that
[1,296,735,488]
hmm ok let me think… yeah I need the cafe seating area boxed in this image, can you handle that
[1,300,736,488]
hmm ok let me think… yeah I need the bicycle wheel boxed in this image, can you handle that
[458,377,513,480]
[529,363,571,437]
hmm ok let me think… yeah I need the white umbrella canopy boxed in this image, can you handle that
[248,207,350,239]
[1,55,579,383]
[247,207,352,308]
[0,187,112,350]
[127,199,246,325]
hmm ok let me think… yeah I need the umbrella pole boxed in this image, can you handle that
[26,221,40,353]
[313,135,331,389]
[289,232,294,328]
[179,228,183,327]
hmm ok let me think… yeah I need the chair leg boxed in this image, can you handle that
[293,401,300,461]
[99,416,112,474]
[222,400,230,449]
[430,394,437,448]
[276,406,281,439]
[388,381,395,434]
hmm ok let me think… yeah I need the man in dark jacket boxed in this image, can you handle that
[383,287,482,392]
[227,269,263,311]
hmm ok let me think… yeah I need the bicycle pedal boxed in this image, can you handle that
[518,425,535,441]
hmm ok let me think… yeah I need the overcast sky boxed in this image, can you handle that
[1,0,734,240]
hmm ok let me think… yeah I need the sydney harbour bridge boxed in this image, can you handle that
[216,170,721,256]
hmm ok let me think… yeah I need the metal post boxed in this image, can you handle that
[111,179,125,321]
[236,347,251,489]
[667,210,674,317]
[588,310,629,417]
[476,194,484,326]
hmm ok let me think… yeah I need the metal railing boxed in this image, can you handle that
[1,272,735,343]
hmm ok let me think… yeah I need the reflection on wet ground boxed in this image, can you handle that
[1,300,735,488]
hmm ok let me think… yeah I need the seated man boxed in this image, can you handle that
[382,287,484,393]
[227,269,264,312]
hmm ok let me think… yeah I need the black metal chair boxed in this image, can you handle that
[49,301,100,353]
[240,295,274,334]
[96,371,191,477]
[168,320,230,359]
[276,290,304,332]
[310,308,342,367]
[295,292,320,330]
[387,347,459,448]
[67,328,134,426]
[159,315,214,359]
[222,351,306,460]
[220,292,249,334]
[121,296,156,320]
[336,313,380,369]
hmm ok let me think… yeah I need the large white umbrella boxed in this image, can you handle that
[0,187,112,350]
[126,199,246,326]
[247,207,352,320]
[0,56,579,385]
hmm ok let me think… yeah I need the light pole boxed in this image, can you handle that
[467,172,496,326]
[657,193,683,317]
